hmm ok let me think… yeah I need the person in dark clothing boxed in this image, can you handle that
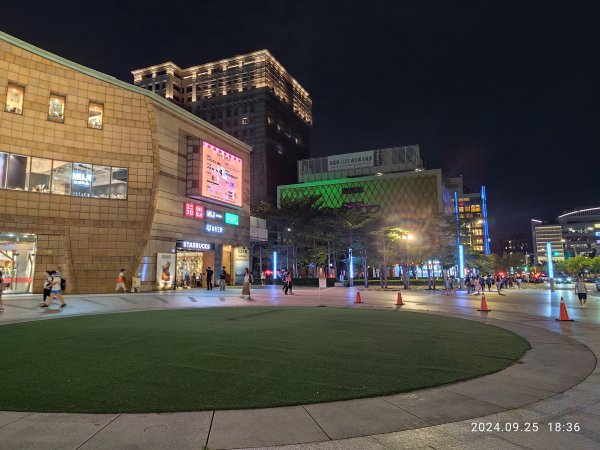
[43,271,52,303]
[219,267,227,291]
[205,266,213,290]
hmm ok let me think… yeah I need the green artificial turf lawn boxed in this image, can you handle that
[0,307,529,413]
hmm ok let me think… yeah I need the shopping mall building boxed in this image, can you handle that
[0,32,253,294]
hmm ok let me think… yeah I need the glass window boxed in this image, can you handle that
[88,101,103,129]
[6,154,30,190]
[72,163,92,197]
[0,152,7,188]
[110,167,128,200]
[48,94,66,122]
[5,84,24,114]
[92,165,111,198]
[28,157,52,193]
[51,161,72,195]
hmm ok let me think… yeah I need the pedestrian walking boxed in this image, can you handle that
[43,271,52,303]
[205,266,213,290]
[241,268,252,299]
[261,271,266,286]
[281,270,288,292]
[219,266,227,291]
[286,271,293,294]
[486,275,492,292]
[0,270,4,312]
[115,269,127,293]
[575,277,588,308]
[444,276,450,296]
[41,270,66,308]
[496,275,502,293]
[516,276,522,289]
[451,276,458,295]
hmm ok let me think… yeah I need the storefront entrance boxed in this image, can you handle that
[175,241,215,289]
[0,232,37,294]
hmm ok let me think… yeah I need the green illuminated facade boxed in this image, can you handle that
[278,169,450,232]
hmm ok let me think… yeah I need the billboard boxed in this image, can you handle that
[202,142,242,207]
[156,253,176,290]
[327,151,374,172]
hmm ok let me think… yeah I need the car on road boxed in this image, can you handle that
[555,275,573,284]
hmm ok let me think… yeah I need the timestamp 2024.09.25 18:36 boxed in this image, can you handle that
[471,422,581,433]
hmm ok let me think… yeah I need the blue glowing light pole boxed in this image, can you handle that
[546,242,555,292]
[459,244,465,289]
[454,191,464,289]
[273,251,277,283]
[348,248,354,287]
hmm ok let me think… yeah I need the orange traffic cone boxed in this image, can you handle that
[477,294,491,312]
[396,291,404,306]
[355,291,362,304]
[556,297,574,321]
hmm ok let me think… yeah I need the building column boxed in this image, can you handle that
[214,243,223,286]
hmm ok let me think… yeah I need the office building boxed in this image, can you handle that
[502,238,530,256]
[532,223,564,264]
[278,147,491,276]
[132,50,312,204]
[0,31,252,293]
[558,207,600,258]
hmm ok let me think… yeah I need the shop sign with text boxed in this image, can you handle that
[224,212,239,226]
[206,209,223,220]
[205,223,224,234]
[177,241,213,250]
[183,202,204,219]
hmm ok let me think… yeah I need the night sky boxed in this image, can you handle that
[2,1,599,251]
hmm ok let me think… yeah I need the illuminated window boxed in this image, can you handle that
[88,102,103,129]
[92,165,111,198]
[72,163,92,197]
[48,94,66,122]
[242,117,248,125]
[0,152,7,188]
[51,161,72,195]
[110,167,128,200]
[6,154,29,190]
[28,158,52,193]
[5,84,24,114]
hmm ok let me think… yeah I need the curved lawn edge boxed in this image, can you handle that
[0,307,530,413]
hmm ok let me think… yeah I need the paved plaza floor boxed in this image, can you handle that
[0,286,599,449]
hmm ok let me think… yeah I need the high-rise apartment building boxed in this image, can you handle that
[132,50,312,204]
[532,223,564,264]
[502,238,530,256]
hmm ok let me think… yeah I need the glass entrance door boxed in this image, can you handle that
[0,232,37,294]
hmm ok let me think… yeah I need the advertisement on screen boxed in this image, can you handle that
[201,142,242,207]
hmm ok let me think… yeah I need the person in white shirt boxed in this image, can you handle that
[41,270,66,308]
[575,277,588,308]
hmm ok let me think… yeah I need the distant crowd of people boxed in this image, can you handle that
[443,274,523,296]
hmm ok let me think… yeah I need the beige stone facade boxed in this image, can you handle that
[0,32,251,294]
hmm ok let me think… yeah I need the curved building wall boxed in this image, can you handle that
[0,37,158,293]
[0,33,252,293]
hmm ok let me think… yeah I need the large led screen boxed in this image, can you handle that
[201,142,242,207]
